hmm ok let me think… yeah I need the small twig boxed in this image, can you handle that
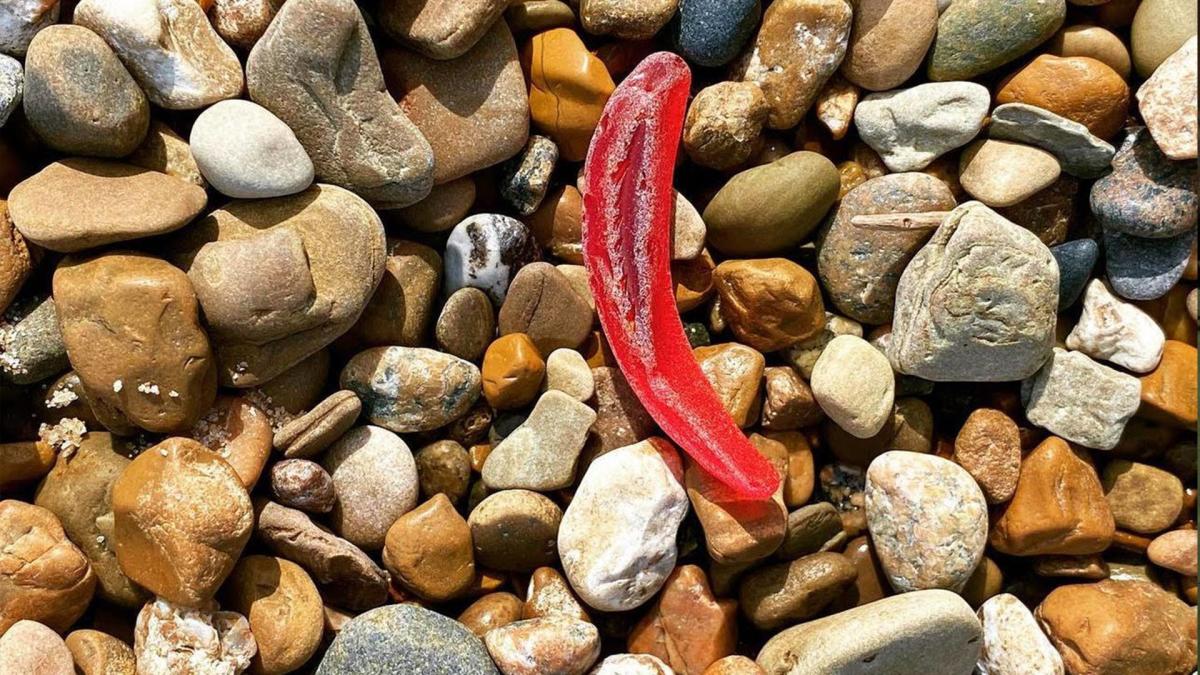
[849,212,951,231]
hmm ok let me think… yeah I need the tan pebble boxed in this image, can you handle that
[1047,24,1132,78]
[0,620,74,675]
[814,75,858,140]
[0,501,96,634]
[683,81,769,170]
[395,176,476,233]
[687,435,787,564]
[960,556,1004,608]
[626,565,736,674]
[345,239,442,349]
[436,287,496,362]
[414,439,471,504]
[378,0,509,59]
[703,655,766,675]
[523,567,590,622]
[221,555,323,675]
[126,120,206,187]
[65,629,135,675]
[840,0,937,91]
[958,139,1062,208]
[953,408,1021,504]
[192,395,273,489]
[542,348,594,402]
[1101,460,1184,534]
[1147,529,1199,576]
[579,0,677,39]
[694,343,765,428]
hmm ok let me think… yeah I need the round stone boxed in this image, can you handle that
[0,621,75,675]
[322,425,418,550]
[682,81,769,170]
[436,287,496,361]
[1147,530,1198,576]
[1130,0,1198,77]
[1048,24,1132,78]
[958,139,1061,208]
[995,55,1131,142]
[318,604,499,674]
[811,335,895,439]
[1101,460,1184,534]
[865,451,987,592]
[189,99,313,199]
[221,555,323,675]
[713,258,826,352]
[469,489,562,572]
[269,459,336,513]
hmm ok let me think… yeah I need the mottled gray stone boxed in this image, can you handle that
[854,82,990,172]
[1021,348,1141,451]
[0,54,21,127]
[1103,228,1194,301]
[888,201,1058,382]
[1051,238,1098,310]
[990,102,1115,178]
[1091,128,1197,240]
[0,296,67,384]
[318,604,499,675]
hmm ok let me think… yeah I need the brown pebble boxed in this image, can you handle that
[528,185,583,264]
[383,494,476,602]
[221,555,324,675]
[760,367,824,432]
[828,535,889,611]
[523,566,590,622]
[469,489,562,572]
[694,343,765,428]
[436,287,496,362]
[0,501,96,634]
[459,592,525,638]
[713,258,827,353]
[65,629,135,675]
[414,439,471,504]
[192,394,274,490]
[738,552,857,630]
[1102,460,1185,534]
[995,54,1130,139]
[273,390,362,459]
[1147,530,1198,576]
[627,565,737,675]
[497,262,593,354]
[953,408,1021,504]
[268,459,337,513]
[482,333,547,410]
[703,655,767,675]
[1032,554,1110,580]
[960,556,1003,608]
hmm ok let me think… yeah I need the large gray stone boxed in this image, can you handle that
[888,201,1058,382]
[0,54,21,127]
[318,604,499,675]
[990,102,1115,178]
[246,0,434,208]
[854,82,990,171]
[1022,348,1141,451]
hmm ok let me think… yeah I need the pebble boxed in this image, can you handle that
[9,158,207,252]
[1102,460,1184,534]
[469,489,562,572]
[340,346,481,433]
[1147,530,1198,576]
[784,312,863,379]
[976,594,1064,675]
[888,201,1058,382]
[191,395,272,489]
[687,438,787,564]
[854,82,990,172]
[593,654,673,675]
[323,425,418,550]
[318,604,499,674]
[485,616,600,675]
[482,390,596,491]
[738,552,857,630]
[814,75,857,139]
[694,343,765,428]
[989,437,1115,556]
[529,185,583,263]
[189,99,313,199]
[581,0,677,39]
[209,0,278,50]
[960,139,1060,208]
[757,589,983,673]
[927,0,1065,80]
[1047,24,1131,78]
[524,566,591,621]
[22,25,148,157]
[127,120,205,187]
[1141,341,1198,428]
[1022,349,1141,450]
[712,258,826,352]
[0,55,19,128]
[705,656,765,675]
[760,367,822,431]
[414,439,471,503]
[811,335,895,438]
[384,494,475,602]
[732,0,852,130]
[840,0,937,91]
[482,333,546,410]
[221,555,324,675]
[1136,36,1198,161]
[437,288,496,361]
[0,0,58,57]
[627,565,736,674]
[269,459,337,513]
[558,439,688,612]
[246,0,434,208]
[500,135,558,215]
[273,389,361,459]
[524,28,614,162]
[817,172,955,325]
[378,0,508,60]
[0,620,74,675]
[459,592,524,638]
[445,214,541,305]
[254,500,388,611]
[1051,239,1099,309]
[181,185,386,386]
[64,629,136,675]
[682,81,769,171]
[997,55,1129,141]
[673,0,759,67]
[590,366,655,452]
[953,409,1021,504]
[866,451,987,592]
[0,500,95,633]
[54,251,216,434]
[498,262,593,353]
[32,432,144,608]
[133,598,255,675]
[74,0,243,110]
[1130,0,1198,77]
[383,22,529,185]
[779,502,846,559]
[703,151,839,255]
[543,349,594,401]
[1103,228,1195,301]
[112,438,250,606]
[1036,580,1196,675]
[0,295,66,385]
[1066,279,1165,372]
[397,176,477,233]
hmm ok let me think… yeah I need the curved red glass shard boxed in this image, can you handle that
[580,52,780,501]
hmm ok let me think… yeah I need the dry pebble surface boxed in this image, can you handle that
[0,2,1195,674]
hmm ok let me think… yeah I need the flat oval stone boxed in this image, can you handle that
[990,103,1115,179]
[866,451,987,592]
[74,0,243,110]
[377,0,508,60]
[1091,128,1198,240]
[927,0,1065,80]
[177,184,386,386]
[976,594,1064,675]
[673,0,759,67]
[888,201,1058,382]
[189,99,314,199]
[738,553,858,630]
[444,213,540,305]
[9,159,207,253]
[246,0,434,208]
[340,346,481,433]
[318,604,499,675]
[482,390,596,491]
[959,139,1061,208]
[757,590,982,674]
[382,21,528,185]
[854,82,990,172]
[53,251,217,434]
[817,172,955,324]
[996,54,1130,141]
[468,489,562,572]
[732,0,852,130]
[840,0,937,91]
[558,438,688,612]
[23,24,148,157]
[704,151,839,256]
